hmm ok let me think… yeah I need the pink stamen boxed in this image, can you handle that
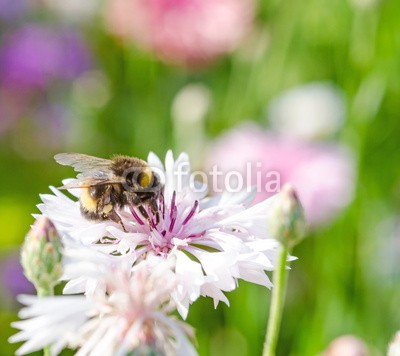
[130,206,144,225]
[159,193,165,220]
[189,232,205,238]
[169,205,178,233]
[147,209,157,229]
[182,200,198,225]
[169,191,176,220]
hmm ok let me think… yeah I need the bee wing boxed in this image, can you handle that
[58,178,101,189]
[55,153,127,190]
[54,153,112,173]
[58,176,125,190]
[76,168,112,180]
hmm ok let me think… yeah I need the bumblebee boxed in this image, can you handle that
[54,153,162,231]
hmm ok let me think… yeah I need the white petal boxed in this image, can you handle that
[172,251,205,318]
[200,283,230,308]
[217,195,278,239]
[155,312,197,356]
[10,296,89,355]
[189,249,238,291]
[147,151,165,172]
[238,268,273,288]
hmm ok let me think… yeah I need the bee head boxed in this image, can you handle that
[124,167,161,194]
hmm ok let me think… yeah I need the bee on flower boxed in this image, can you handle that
[36,151,286,318]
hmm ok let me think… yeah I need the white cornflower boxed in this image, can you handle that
[10,259,196,356]
[38,151,283,317]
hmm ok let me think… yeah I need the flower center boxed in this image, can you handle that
[130,191,204,256]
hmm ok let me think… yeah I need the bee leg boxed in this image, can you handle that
[108,210,127,232]
[137,204,153,229]
[149,199,160,225]
[128,193,152,228]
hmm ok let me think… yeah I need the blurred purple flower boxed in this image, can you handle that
[105,0,255,67]
[205,123,356,227]
[0,254,35,298]
[0,24,91,90]
[0,0,28,22]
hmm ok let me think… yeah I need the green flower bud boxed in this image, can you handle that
[21,216,63,295]
[268,184,307,248]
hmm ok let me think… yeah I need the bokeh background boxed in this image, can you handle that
[0,0,399,355]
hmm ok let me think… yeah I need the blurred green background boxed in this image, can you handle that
[0,0,399,355]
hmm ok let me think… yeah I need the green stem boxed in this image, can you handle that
[43,346,51,356]
[37,287,54,297]
[263,244,290,356]
[37,286,54,356]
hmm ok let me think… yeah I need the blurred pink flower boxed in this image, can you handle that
[205,123,356,227]
[324,335,369,356]
[104,0,255,66]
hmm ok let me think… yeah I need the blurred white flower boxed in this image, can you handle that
[37,151,283,318]
[268,82,346,141]
[42,0,98,23]
[370,215,400,281]
[388,331,400,356]
[10,259,196,356]
[172,84,211,125]
[349,0,379,10]
[172,83,211,165]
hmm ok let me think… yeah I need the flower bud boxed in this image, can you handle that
[268,184,306,248]
[127,345,159,356]
[21,216,63,295]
